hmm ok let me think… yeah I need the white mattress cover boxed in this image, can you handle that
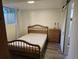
[9,33,47,51]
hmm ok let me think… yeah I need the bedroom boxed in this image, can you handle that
[1,0,77,59]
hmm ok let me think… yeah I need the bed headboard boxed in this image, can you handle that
[28,24,48,34]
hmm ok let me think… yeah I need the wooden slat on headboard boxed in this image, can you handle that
[28,24,48,34]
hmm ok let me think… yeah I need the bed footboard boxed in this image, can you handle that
[8,40,40,58]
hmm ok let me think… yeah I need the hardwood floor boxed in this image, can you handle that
[11,42,64,59]
[44,42,64,59]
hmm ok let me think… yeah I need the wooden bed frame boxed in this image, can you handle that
[8,24,48,59]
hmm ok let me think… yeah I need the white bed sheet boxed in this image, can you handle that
[19,33,47,49]
[9,33,47,51]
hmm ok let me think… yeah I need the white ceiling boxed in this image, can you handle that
[2,0,64,10]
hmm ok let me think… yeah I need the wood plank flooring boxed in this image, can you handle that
[44,42,64,59]
[11,42,64,59]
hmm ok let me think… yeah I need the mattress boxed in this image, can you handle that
[9,33,47,51]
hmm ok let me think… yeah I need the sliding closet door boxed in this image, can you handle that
[0,0,10,59]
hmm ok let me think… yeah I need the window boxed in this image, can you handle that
[3,7,16,24]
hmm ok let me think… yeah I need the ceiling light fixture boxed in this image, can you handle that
[27,1,35,4]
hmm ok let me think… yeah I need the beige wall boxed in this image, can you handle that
[17,9,65,29]
[17,10,30,37]
[29,9,65,29]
